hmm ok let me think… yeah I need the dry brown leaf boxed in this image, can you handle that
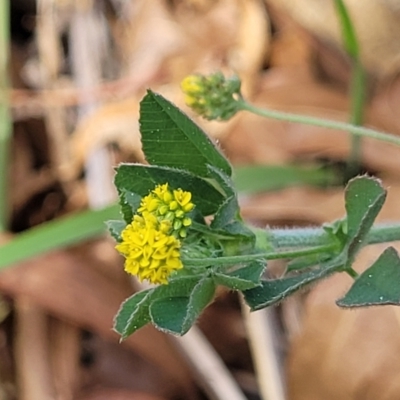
[287,242,400,400]
[67,97,143,179]
[265,0,400,79]
[0,248,194,396]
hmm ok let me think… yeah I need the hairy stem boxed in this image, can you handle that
[237,99,400,148]
[262,223,400,249]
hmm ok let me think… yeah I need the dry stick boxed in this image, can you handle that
[176,328,248,400]
[35,4,82,398]
[138,280,247,400]
[69,3,115,209]
[49,319,81,400]
[36,0,71,183]
[242,303,287,400]
[14,298,56,400]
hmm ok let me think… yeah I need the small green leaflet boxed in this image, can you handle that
[150,277,215,335]
[344,176,386,263]
[338,247,400,307]
[113,275,206,338]
[115,164,226,216]
[140,90,232,178]
[213,260,265,291]
[243,261,339,310]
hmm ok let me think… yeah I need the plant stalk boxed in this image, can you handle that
[347,59,365,175]
[237,99,400,149]
[185,223,400,268]
[0,0,10,232]
[264,223,400,249]
[333,0,366,175]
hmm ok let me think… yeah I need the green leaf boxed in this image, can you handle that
[333,0,359,58]
[150,297,190,335]
[243,263,338,310]
[345,176,386,261]
[211,196,240,229]
[117,188,142,224]
[206,165,255,254]
[0,204,120,270]
[114,289,154,338]
[214,260,265,290]
[184,277,215,331]
[115,163,225,216]
[150,277,215,335]
[106,220,126,242]
[140,90,232,177]
[233,164,337,194]
[207,164,236,198]
[337,247,400,307]
[287,253,333,272]
[114,275,204,339]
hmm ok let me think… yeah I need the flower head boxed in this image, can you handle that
[181,72,241,120]
[116,183,195,285]
[138,183,194,238]
[116,220,182,285]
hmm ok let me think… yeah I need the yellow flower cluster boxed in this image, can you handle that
[181,75,205,108]
[139,183,194,238]
[116,184,194,285]
[180,72,241,121]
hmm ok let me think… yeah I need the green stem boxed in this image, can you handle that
[237,99,400,148]
[185,222,400,268]
[263,223,400,249]
[183,243,337,267]
[0,0,10,232]
[347,59,366,175]
[0,204,120,270]
[333,0,365,175]
[345,266,359,279]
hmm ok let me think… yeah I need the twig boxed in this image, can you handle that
[69,3,115,208]
[174,327,248,400]
[14,298,56,400]
[242,302,286,400]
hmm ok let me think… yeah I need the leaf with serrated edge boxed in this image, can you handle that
[115,275,203,339]
[338,247,400,307]
[345,176,386,261]
[207,164,236,198]
[114,289,153,338]
[150,297,189,335]
[243,261,340,310]
[182,277,215,333]
[140,90,232,177]
[211,196,239,229]
[150,277,215,335]
[214,260,265,290]
[115,163,225,216]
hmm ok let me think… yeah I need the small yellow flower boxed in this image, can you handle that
[138,183,194,238]
[181,72,241,120]
[116,183,195,284]
[116,222,183,285]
